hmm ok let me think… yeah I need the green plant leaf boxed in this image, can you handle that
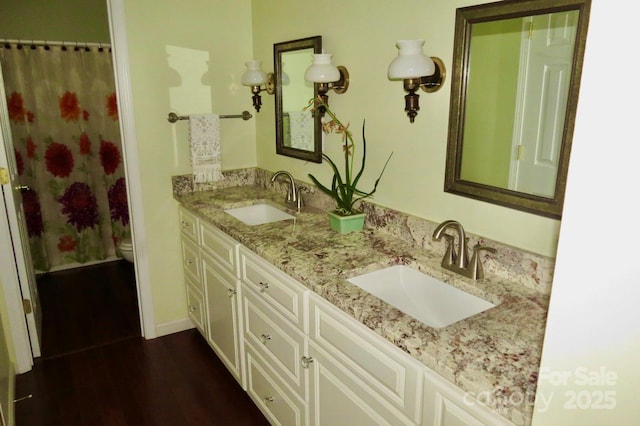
[307,98,393,215]
[351,120,367,189]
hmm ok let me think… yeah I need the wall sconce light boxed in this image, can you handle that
[304,53,349,116]
[241,60,275,112]
[387,40,445,123]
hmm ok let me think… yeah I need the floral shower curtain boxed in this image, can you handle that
[0,43,129,271]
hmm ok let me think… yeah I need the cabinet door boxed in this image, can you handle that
[309,294,422,423]
[307,341,414,426]
[423,370,514,426]
[202,250,242,385]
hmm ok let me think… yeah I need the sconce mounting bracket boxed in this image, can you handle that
[420,57,446,93]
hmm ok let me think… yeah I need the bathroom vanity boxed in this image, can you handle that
[174,173,550,425]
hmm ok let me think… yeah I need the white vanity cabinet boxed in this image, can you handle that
[239,246,309,426]
[179,207,207,336]
[307,293,423,426]
[305,295,513,426]
[178,205,516,426]
[178,206,243,385]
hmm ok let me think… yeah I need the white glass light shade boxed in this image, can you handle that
[387,40,435,79]
[281,63,290,85]
[281,71,290,85]
[241,60,267,86]
[304,54,340,83]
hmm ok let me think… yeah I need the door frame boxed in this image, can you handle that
[107,0,156,340]
[0,0,156,373]
[0,142,35,374]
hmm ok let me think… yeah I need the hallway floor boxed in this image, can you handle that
[15,260,268,426]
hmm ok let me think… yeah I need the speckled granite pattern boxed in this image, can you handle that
[172,168,257,195]
[173,177,551,425]
[174,169,555,294]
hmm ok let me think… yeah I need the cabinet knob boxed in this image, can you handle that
[186,259,194,265]
[260,334,271,344]
[189,305,198,312]
[301,356,314,369]
[227,288,237,298]
[258,281,269,293]
[263,396,275,404]
[182,221,190,228]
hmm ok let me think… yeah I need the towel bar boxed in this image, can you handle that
[167,111,252,123]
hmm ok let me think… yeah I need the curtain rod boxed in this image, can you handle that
[0,39,111,50]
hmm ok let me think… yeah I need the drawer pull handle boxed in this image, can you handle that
[186,259,194,265]
[301,356,314,369]
[227,288,237,298]
[258,282,269,293]
[189,305,198,312]
[182,221,190,228]
[260,334,271,344]
[264,396,275,404]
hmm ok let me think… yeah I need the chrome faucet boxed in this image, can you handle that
[271,171,304,212]
[432,220,495,280]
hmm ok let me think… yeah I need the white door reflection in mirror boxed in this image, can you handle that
[510,11,578,197]
[460,11,578,198]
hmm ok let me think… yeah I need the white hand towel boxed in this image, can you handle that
[288,110,314,151]
[189,113,224,183]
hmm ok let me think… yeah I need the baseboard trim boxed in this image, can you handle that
[154,318,195,337]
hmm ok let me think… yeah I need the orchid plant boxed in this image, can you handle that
[307,97,392,216]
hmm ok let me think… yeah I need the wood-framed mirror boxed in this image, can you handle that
[274,36,322,163]
[445,0,591,218]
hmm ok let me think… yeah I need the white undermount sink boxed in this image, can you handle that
[224,203,295,226]
[347,265,495,328]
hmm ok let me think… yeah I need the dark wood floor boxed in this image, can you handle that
[15,260,268,426]
[35,261,141,359]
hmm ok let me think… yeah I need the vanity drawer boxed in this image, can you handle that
[178,206,199,243]
[180,234,201,283]
[242,283,307,398]
[308,293,423,424]
[245,345,308,426]
[185,277,206,336]
[200,220,239,276]
[239,246,307,331]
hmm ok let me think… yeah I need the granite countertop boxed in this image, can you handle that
[175,184,548,425]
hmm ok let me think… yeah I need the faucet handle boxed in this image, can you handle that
[441,233,457,266]
[285,183,304,212]
[294,189,304,211]
[469,243,496,280]
[285,187,295,203]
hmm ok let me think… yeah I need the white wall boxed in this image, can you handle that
[532,0,640,424]
[120,0,254,328]
[252,0,561,257]
[0,0,110,42]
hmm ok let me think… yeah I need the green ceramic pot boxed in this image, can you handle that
[327,211,366,233]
